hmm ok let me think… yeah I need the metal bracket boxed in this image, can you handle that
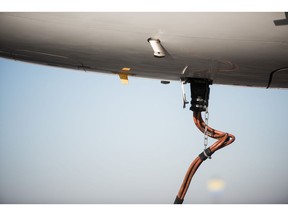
[181,80,189,109]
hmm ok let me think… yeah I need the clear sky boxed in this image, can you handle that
[0,57,288,204]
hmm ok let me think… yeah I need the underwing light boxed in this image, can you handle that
[147,38,165,58]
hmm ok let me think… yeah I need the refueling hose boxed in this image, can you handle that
[174,111,235,204]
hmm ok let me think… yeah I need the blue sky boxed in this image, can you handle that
[0,57,288,204]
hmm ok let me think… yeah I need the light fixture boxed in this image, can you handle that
[147,38,165,58]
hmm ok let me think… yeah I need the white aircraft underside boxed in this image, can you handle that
[0,12,288,88]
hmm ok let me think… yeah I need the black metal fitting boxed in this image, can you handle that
[189,79,212,112]
[174,196,184,204]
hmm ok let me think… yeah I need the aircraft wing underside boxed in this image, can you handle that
[0,12,288,88]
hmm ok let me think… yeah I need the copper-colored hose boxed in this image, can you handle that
[174,111,235,204]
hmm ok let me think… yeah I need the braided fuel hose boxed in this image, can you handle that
[174,111,235,204]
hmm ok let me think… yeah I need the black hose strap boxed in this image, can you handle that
[199,148,212,161]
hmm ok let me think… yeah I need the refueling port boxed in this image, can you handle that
[189,79,212,112]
